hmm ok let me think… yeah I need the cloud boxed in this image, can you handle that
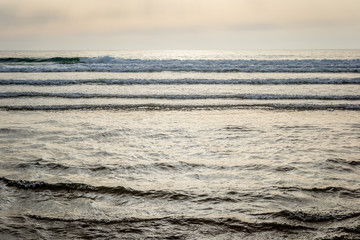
[0,0,359,49]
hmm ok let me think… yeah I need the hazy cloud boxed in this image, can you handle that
[1,0,359,49]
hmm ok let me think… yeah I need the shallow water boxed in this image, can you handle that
[0,50,359,239]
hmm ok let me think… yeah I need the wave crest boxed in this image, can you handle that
[0,177,192,200]
[26,214,314,232]
[1,103,359,111]
[1,92,360,100]
[1,57,360,73]
[0,57,80,64]
[272,210,360,222]
[1,78,359,85]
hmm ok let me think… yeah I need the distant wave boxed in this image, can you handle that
[1,92,359,100]
[0,57,80,64]
[1,78,360,85]
[1,103,359,111]
[1,56,359,72]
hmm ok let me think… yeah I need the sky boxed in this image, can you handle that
[1,0,360,50]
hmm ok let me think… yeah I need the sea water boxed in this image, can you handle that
[0,50,359,239]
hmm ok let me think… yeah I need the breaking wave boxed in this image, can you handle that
[1,92,359,100]
[1,78,360,85]
[1,57,360,72]
[0,57,80,64]
[1,103,359,111]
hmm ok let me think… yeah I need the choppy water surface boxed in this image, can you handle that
[0,50,360,239]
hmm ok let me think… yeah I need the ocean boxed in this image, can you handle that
[0,50,359,239]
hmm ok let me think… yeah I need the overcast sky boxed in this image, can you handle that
[1,0,360,50]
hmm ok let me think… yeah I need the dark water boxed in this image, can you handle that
[0,50,359,239]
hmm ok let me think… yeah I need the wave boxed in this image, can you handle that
[0,176,259,203]
[270,210,360,222]
[0,177,192,200]
[0,57,80,64]
[326,158,360,166]
[26,214,314,232]
[279,186,360,197]
[1,92,359,100]
[11,159,270,173]
[1,57,360,72]
[336,225,360,234]
[14,160,118,172]
[7,160,296,178]
[0,176,306,204]
[1,78,360,85]
[1,103,359,111]
[17,161,70,170]
[10,158,291,176]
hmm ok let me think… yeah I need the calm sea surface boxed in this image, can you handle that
[0,50,360,239]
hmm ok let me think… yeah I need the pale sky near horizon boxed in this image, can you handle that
[1,0,360,50]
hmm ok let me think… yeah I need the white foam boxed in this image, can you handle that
[1,103,359,111]
[1,58,359,73]
[1,92,359,100]
[0,78,359,85]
